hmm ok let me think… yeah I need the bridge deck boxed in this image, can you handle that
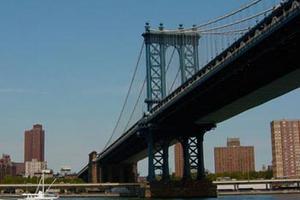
[95,0,300,165]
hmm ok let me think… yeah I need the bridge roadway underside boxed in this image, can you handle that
[99,8,300,165]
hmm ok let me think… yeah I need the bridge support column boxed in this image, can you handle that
[146,132,170,181]
[196,134,205,180]
[147,133,155,182]
[180,137,191,179]
[175,132,207,180]
[162,140,170,181]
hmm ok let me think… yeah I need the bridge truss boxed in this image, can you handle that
[94,0,300,182]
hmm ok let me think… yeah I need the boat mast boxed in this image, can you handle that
[42,170,45,193]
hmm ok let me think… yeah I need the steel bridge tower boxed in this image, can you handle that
[142,23,211,181]
[143,23,200,110]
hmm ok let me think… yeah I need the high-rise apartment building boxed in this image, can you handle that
[24,124,47,177]
[24,124,45,162]
[214,138,255,174]
[271,120,300,178]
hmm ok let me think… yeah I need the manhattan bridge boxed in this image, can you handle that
[78,0,300,195]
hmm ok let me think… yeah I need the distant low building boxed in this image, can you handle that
[0,154,25,181]
[214,138,255,174]
[25,159,47,177]
[0,154,13,181]
[12,162,25,176]
[60,166,72,177]
[34,169,53,178]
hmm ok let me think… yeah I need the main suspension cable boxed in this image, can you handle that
[150,0,264,33]
[103,42,145,150]
[199,7,273,32]
[123,47,176,132]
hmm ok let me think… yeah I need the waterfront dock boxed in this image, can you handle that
[214,179,300,196]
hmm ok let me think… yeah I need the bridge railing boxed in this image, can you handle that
[101,0,300,154]
[147,0,300,119]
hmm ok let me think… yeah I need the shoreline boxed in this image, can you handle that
[0,193,121,198]
[218,189,300,196]
[1,189,300,198]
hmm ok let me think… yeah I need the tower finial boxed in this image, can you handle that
[192,24,197,31]
[159,23,164,31]
[178,24,184,30]
[145,22,150,32]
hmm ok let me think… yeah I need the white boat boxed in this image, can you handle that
[19,170,59,200]
[20,191,59,200]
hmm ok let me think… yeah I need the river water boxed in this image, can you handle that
[60,195,300,200]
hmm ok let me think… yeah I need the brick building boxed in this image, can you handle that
[271,120,300,178]
[214,138,255,174]
[24,124,45,162]
[24,124,46,177]
[174,143,184,177]
[0,154,13,181]
[12,162,25,176]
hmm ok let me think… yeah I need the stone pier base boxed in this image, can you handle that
[146,179,217,198]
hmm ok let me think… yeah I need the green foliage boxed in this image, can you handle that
[170,170,273,181]
[1,176,84,184]
[207,170,273,181]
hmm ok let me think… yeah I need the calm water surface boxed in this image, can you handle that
[60,195,300,200]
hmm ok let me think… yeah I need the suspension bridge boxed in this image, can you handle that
[78,0,300,197]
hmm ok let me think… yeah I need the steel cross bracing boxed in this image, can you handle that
[92,0,300,184]
[147,0,300,116]
[178,44,199,82]
[146,43,166,108]
[143,23,200,110]
[188,137,199,171]
[152,140,169,176]
[143,23,202,181]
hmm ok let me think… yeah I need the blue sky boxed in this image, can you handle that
[0,0,299,175]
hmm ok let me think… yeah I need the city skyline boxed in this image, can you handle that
[0,0,299,174]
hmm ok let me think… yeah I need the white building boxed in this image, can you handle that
[25,159,47,177]
[60,166,72,177]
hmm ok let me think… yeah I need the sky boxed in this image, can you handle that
[0,0,299,175]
